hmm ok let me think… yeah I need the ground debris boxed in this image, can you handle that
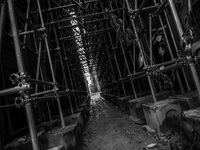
[142,125,156,133]
[82,93,192,150]
[146,143,157,149]
[82,93,160,150]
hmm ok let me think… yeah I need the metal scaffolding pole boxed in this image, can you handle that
[0,2,6,58]
[0,62,12,134]
[33,26,52,122]
[119,41,137,98]
[36,0,65,128]
[168,0,200,97]
[160,0,191,92]
[70,58,82,105]
[100,1,127,96]
[7,0,39,150]
[152,0,184,94]
[105,43,121,95]
[135,7,152,93]
[50,2,74,115]
[61,42,79,110]
[100,2,120,95]
[39,66,53,121]
[0,1,12,136]
[127,46,143,93]
[125,0,157,102]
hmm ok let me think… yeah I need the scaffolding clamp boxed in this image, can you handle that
[55,47,61,54]
[53,84,59,92]
[14,96,24,108]
[14,92,32,107]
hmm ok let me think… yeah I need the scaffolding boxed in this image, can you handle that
[0,0,200,149]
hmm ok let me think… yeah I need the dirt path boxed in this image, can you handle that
[82,93,164,150]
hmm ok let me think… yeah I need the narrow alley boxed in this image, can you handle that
[1,0,200,150]
[82,93,189,150]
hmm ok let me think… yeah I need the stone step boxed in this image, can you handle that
[106,94,115,103]
[40,123,78,150]
[4,107,88,150]
[111,95,120,105]
[142,98,182,133]
[64,112,84,131]
[169,91,199,110]
[128,91,174,125]
[181,107,200,140]
[116,95,135,113]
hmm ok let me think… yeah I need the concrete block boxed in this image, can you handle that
[39,123,78,150]
[4,136,33,150]
[109,95,115,104]
[136,91,151,97]
[5,111,86,150]
[64,113,84,131]
[80,96,90,112]
[183,107,200,124]
[78,107,89,123]
[37,119,60,131]
[71,108,88,123]
[181,107,200,140]
[142,98,182,133]
[128,91,174,125]
[107,94,113,103]
[111,95,120,105]
[80,103,89,114]
[170,91,199,110]
[117,95,134,113]
[4,124,78,150]
[128,95,152,125]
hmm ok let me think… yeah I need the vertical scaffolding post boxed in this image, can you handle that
[128,43,143,92]
[100,4,118,94]
[33,34,52,121]
[149,14,153,66]
[168,0,200,96]
[56,8,80,109]
[68,54,80,107]
[49,2,74,115]
[0,2,6,58]
[100,1,126,96]
[120,0,137,98]
[119,41,137,98]
[133,3,152,93]
[62,43,79,110]
[104,42,121,95]
[40,68,53,121]
[151,0,184,94]
[36,0,65,128]
[125,0,157,102]
[7,0,40,149]
[188,0,192,14]
[113,47,127,96]
[22,0,30,45]
[0,61,12,134]
[107,30,127,96]
[0,1,12,135]
[160,0,191,92]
